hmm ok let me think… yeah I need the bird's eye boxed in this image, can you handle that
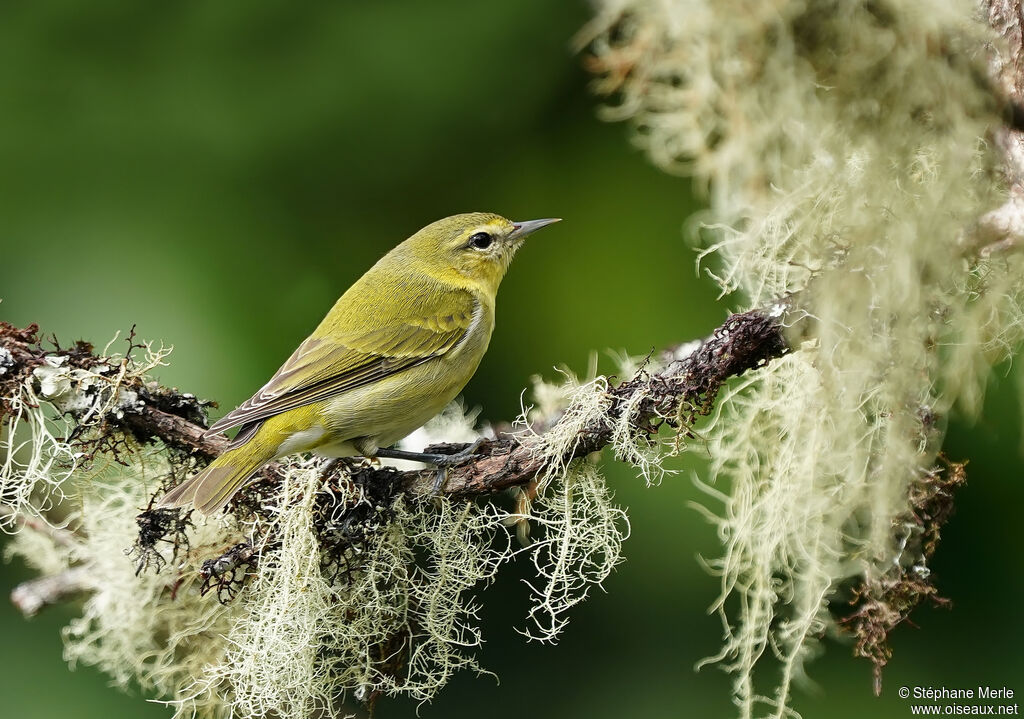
[468,232,493,250]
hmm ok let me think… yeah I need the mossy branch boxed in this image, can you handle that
[1,304,789,616]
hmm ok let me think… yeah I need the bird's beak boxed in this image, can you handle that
[508,217,561,241]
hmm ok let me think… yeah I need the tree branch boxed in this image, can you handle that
[1,304,790,502]
[2,304,790,617]
[10,566,93,617]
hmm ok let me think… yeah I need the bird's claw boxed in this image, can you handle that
[431,438,485,467]
[428,438,485,495]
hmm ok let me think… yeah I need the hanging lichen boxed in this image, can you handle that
[583,1,1023,716]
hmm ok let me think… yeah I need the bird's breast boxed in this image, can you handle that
[316,300,494,449]
[448,297,493,364]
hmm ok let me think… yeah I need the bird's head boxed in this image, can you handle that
[405,212,560,295]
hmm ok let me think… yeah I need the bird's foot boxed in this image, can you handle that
[374,439,486,495]
[428,438,485,467]
[427,438,486,495]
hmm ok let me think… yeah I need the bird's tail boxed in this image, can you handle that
[157,432,277,514]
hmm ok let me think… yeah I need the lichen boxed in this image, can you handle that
[518,460,629,642]
[523,374,613,482]
[0,382,76,530]
[0,347,14,376]
[583,1,1023,716]
[1,329,636,717]
[61,453,243,708]
[174,460,514,717]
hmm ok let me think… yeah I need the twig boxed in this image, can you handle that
[10,566,93,617]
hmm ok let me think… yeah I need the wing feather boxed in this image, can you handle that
[205,288,478,436]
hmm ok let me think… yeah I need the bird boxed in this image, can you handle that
[158,212,560,514]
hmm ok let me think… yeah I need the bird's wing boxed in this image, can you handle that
[205,287,478,436]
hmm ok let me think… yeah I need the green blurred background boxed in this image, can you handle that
[0,2,1021,718]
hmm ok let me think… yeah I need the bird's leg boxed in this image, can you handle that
[426,437,485,494]
[374,438,486,495]
[374,438,484,467]
[372,447,453,465]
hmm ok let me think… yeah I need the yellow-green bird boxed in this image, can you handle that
[159,212,559,514]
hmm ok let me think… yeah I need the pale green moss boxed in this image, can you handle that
[518,460,629,642]
[0,382,75,529]
[2,337,636,718]
[584,1,1021,717]
[61,453,244,715]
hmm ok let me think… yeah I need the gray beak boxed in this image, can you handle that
[508,217,561,241]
